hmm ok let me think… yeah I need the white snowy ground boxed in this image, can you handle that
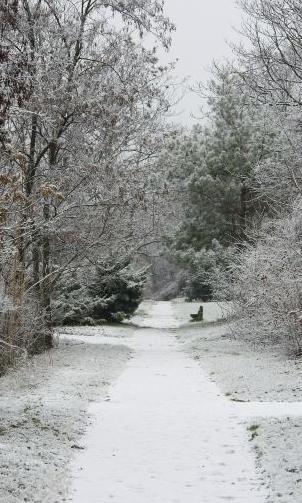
[68,301,266,503]
[175,301,302,503]
[1,301,302,502]
[0,330,132,502]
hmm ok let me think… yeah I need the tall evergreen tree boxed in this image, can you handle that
[165,69,272,299]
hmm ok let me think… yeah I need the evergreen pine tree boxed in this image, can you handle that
[165,69,271,299]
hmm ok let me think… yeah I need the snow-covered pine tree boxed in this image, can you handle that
[52,262,148,325]
[88,263,148,323]
[165,68,271,300]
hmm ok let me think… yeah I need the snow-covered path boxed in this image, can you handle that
[69,302,266,503]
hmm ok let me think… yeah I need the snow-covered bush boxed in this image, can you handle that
[88,265,148,322]
[52,264,147,325]
[51,273,96,326]
[174,240,236,301]
[229,204,302,353]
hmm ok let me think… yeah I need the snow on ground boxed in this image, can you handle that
[68,301,267,503]
[175,303,302,503]
[0,334,132,502]
[2,300,302,502]
[171,298,231,325]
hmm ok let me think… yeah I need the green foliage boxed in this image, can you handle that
[52,272,96,326]
[52,264,148,325]
[89,265,148,322]
[165,68,271,300]
[174,240,236,301]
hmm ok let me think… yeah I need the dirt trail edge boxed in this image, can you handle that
[69,301,267,503]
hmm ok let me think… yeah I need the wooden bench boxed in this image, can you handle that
[190,305,204,322]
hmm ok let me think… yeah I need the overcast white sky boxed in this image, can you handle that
[162,0,244,125]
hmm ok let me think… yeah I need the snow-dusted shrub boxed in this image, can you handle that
[52,264,147,325]
[0,294,51,373]
[174,240,236,301]
[89,265,148,322]
[51,274,96,326]
[229,205,302,353]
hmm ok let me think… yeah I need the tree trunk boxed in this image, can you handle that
[42,202,53,348]
[240,184,248,239]
[4,221,26,356]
